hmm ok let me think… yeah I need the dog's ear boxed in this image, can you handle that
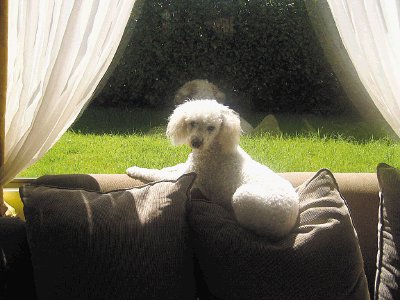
[166,104,188,146]
[218,106,241,153]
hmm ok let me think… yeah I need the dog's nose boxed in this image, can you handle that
[191,138,203,149]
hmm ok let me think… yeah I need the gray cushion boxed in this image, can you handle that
[189,169,369,300]
[20,173,197,300]
[375,163,400,300]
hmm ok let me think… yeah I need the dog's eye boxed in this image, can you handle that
[207,126,215,133]
[190,121,196,128]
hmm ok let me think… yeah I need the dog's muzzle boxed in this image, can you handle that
[191,138,203,149]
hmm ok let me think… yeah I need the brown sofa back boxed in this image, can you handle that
[31,172,380,296]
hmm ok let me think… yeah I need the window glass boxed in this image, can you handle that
[18,0,397,177]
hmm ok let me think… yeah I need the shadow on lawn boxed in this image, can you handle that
[71,107,171,135]
[241,110,396,142]
[275,114,396,142]
[72,106,396,142]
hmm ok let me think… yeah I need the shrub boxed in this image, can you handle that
[93,0,350,115]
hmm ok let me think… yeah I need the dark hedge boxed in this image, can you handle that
[93,0,350,115]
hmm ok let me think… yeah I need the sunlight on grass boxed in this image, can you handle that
[19,132,190,177]
[241,133,400,173]
[19,131,400,177]
[18,107,400,177]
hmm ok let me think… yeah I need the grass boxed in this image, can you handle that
[18,106,400,177]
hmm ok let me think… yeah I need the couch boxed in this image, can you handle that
[1,163,400,299]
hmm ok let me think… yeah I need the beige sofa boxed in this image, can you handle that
[0,171,384,299]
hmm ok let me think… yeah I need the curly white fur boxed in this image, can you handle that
[127,100,299,239]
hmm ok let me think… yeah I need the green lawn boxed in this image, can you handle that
[18,106,400,177]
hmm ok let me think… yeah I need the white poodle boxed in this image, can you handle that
[127,100,299,239]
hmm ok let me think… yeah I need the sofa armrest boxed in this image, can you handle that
[0,218,37,299]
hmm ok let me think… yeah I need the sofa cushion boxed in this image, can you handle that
[281,171,379,295]
[188,169,369,300]
[375,163,400,299]
[20,173,197,300]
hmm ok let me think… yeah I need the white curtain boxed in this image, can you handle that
[326,0,400,136]
[1,0,135,194]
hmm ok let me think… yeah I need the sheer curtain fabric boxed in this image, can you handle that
[327,0,400,136]
[2,0,135,189]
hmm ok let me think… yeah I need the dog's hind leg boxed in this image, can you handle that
[232,183,299,239]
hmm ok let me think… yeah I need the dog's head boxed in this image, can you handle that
[166,100,241,153]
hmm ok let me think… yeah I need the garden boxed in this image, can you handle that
[18,0,400,177]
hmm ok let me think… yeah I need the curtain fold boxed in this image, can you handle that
[1,0,135,215]
[326,0,400,136]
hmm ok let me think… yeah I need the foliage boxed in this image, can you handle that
[93,0,350,115]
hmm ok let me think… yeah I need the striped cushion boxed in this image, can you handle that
[189,169,369,300]
[20,173,196,300]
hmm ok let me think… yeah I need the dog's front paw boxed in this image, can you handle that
[126,166,165,182]
[126,166,143,177]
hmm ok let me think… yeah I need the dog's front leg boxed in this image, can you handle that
[126,163,188,182]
